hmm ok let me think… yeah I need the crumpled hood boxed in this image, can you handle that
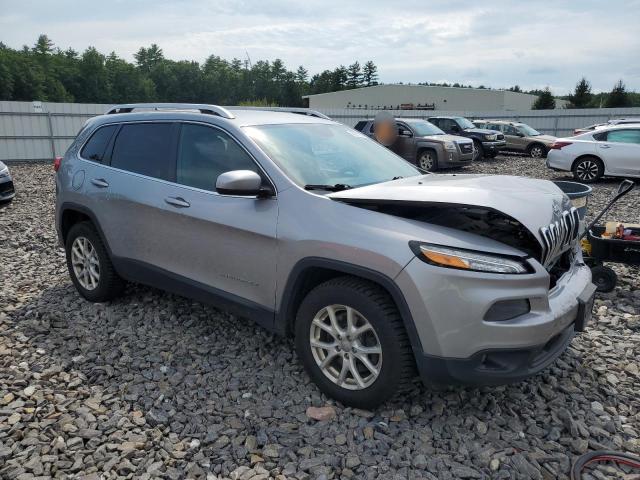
[328,174,572,244]
[422,134,472,143]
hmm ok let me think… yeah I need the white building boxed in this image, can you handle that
[303,84,567,111]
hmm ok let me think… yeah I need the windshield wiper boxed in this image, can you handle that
[304,183,352,192]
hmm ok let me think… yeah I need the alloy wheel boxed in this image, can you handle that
[71,236,100,290]
[530,146,544,158]
[419,152,434,170]
[576,160,599,181]
[472,143,480,161]
[309,304,382,390]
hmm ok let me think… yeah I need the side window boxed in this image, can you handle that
[176,123,258,192]
[110,123,175,180]
[429,118,440,127]
[592,131,607,141]
[488,123,502,131]
[606,129,640,145]
[504,125,519,135]
[80,125,118,162]
[354,121,366,132]
[369,123,375,133]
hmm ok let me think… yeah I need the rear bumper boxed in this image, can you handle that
[546,150,572,172]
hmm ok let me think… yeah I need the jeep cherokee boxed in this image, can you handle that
[474,120,556,158]
[56,103,595,408]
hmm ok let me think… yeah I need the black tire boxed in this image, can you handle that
[472,140,484,161]
[417,149,438,172]
[591,265,617,293]
[528,143,547,158]
[294,276,414,409]
[65,221,125,302]
[572,156,604,183]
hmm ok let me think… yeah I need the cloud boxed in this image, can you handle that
[1,0,639,94]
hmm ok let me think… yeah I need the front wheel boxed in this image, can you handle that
[572,156,603,183]
[417,149,438,172]
[472,140,484,161]
[295,276,414,409]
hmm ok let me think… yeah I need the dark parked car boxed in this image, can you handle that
[354,118,473,171]
[428,116,506,161]
[0,161,15,203]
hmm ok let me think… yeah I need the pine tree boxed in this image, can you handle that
[346,61,362,89]
[569,78,592,108]
[533,87,556,109]
[605,79,630,107]
[362,61,378,86]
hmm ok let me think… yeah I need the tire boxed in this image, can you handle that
[528,143,547,158]
[417,149,438,172]
[472,140,484,161]
[294,276,414,409]
[65,221,125,302]
[572,156,604,183]
[590,265,617,293]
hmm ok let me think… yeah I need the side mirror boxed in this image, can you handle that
[216,170,272,197]
[398,128,412,137]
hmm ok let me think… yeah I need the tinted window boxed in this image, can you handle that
[81,125,118,162]
[592,131,607,141]
[606,129,640,144]
[354,121,367,132]
[110,123,175,180]
[504,125,520,135]
[177,124,258,191]
[488,123,502,131]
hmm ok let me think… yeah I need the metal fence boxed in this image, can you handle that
[1,101,640,163]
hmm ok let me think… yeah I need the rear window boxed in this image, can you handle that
[80,125,118,162]
[110,123,175,181]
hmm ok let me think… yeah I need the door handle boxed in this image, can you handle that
[164,196,190,208]
[91,178,109,188]
[600,144,611,149]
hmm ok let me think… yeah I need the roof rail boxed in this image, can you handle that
[105,103,235,119]
[227,106,331,120]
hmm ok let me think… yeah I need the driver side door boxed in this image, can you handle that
[391,122,416,161]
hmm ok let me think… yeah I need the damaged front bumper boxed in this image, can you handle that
[395,250,595,386]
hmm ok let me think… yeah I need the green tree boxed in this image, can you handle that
[346,61,362,88]
[533,87,556,109]
[605,79,631,107]
[569,77,592,108]
[362,60,378,86]
[508,85,522,92]
[134,44,164,73]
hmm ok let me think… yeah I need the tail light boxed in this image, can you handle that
[550,141,573,150]
[54,156,62,172]
[573,129,581,135]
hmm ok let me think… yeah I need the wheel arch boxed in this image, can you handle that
[59,203,113,257]
[571,153,604,172]
[276,257,425,356]
[527,142,547,155]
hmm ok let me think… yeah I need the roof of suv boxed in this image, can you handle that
[96,104,334,128]
[428,115,464,120]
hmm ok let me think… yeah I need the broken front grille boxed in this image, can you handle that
[539,207,580,268]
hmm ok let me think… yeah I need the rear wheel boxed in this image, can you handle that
[65,222,124,302]
[572,156,604,183]
[417,149,438,171]
[591,265,617,293]
[528,143,547,158]
[295,276,414,409]
[472,140,484,161]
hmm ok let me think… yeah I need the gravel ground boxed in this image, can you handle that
[1,156,639,480]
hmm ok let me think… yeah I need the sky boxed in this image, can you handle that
[1,0,639,95]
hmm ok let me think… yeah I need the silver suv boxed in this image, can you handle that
[55,103,596,408]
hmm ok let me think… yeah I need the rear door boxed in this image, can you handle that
[502,124,524,151]
[97,122,180,267]
[597,129,640,175]
[156,122,279,309]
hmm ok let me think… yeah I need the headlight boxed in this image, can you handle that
[0,166,8,178]
[410,242,530,274]
[484,134,497,141]
[444,141,456,151]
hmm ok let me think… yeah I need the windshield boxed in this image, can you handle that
[244,123,421,188]
[518,124,541,136]
[456,117,476,129]
[404,120,444,136]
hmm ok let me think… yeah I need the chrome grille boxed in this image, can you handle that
[497,134,505,140]
[539,207,580,267]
